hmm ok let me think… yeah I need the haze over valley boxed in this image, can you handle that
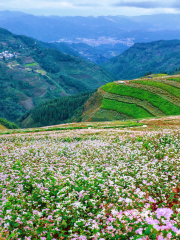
[2,11,180,64]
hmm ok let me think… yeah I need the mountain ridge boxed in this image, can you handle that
[0,27,115,121]
[103,40,180,80]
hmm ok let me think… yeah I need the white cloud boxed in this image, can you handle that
[0,0,180,16]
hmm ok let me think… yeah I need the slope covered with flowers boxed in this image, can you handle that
[0,127,180,239]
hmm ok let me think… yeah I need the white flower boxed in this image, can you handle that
[73,201,82,208]
[111,209,119,216]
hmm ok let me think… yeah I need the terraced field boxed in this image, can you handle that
[82,75,180,122]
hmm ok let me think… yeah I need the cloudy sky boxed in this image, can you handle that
[0,0,180,16]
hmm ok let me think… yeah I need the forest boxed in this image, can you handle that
[18,91,94,128]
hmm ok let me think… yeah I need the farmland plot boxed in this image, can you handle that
[0,126,180,239]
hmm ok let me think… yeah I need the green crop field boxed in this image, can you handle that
[25,62,38,67]
[133,80,180,98]
[101,98,152,119]
[81,75,180,122]
[167,77,180,83]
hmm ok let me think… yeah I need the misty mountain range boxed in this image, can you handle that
[1,11,180,64]
[1,11,180,44]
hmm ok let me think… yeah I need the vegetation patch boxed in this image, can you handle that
[102,82,180,116]
[103,40,180,79]
[25,62,38,67]
[134,80,180,99]
[18,91,94,128]
[0,117,19,129]
[167,77,180,83]
[101,98,152,119]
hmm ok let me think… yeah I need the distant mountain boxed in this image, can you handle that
[2,11,180,65]
[81,74,180,122]
[103,40,180,80]
[0,27,115,121]
[1,11,180,43]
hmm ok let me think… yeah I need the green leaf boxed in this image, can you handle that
[145,227,151,235]
[37,227,43,234]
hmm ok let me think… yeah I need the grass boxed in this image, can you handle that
[167,77,180,83]
[0,120,146,135]
[101,98,152,119]
[102,82,180,116]
[152,73,168,77]
[0,124,6,130]
[36,70,46,75]
[134,80,180,99]
[25,62,38,67]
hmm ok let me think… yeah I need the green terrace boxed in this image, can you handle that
[101,76,180,119]
[25,62,38,67]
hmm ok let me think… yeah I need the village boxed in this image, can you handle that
[0,50,18,59]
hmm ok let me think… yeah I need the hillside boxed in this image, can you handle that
[0,27,115,121]
[103,40,180,80]
[18,91,94,128]
[81,74,180,122]
[0,123,6,130]
[0,117,19,129]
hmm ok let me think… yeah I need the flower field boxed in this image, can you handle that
[0,121,180,239]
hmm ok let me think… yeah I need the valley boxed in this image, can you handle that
[2,12,180,66]
[0,27,115,122]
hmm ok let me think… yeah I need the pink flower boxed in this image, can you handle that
[47,215,53,220]
[167,233,172,239]
[157,234,164,240]
[148,196,156,203]
[135,228,143,235]
[106,216,115,224]
[146,217,159,226]
[156,208,173,220]
[79,236,87,240]
[78,191,84,200]
[171,226,178,233]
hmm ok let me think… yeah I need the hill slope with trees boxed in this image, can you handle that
[18,91,94,128]
[103,40,180,80]
[0,27,115,122]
